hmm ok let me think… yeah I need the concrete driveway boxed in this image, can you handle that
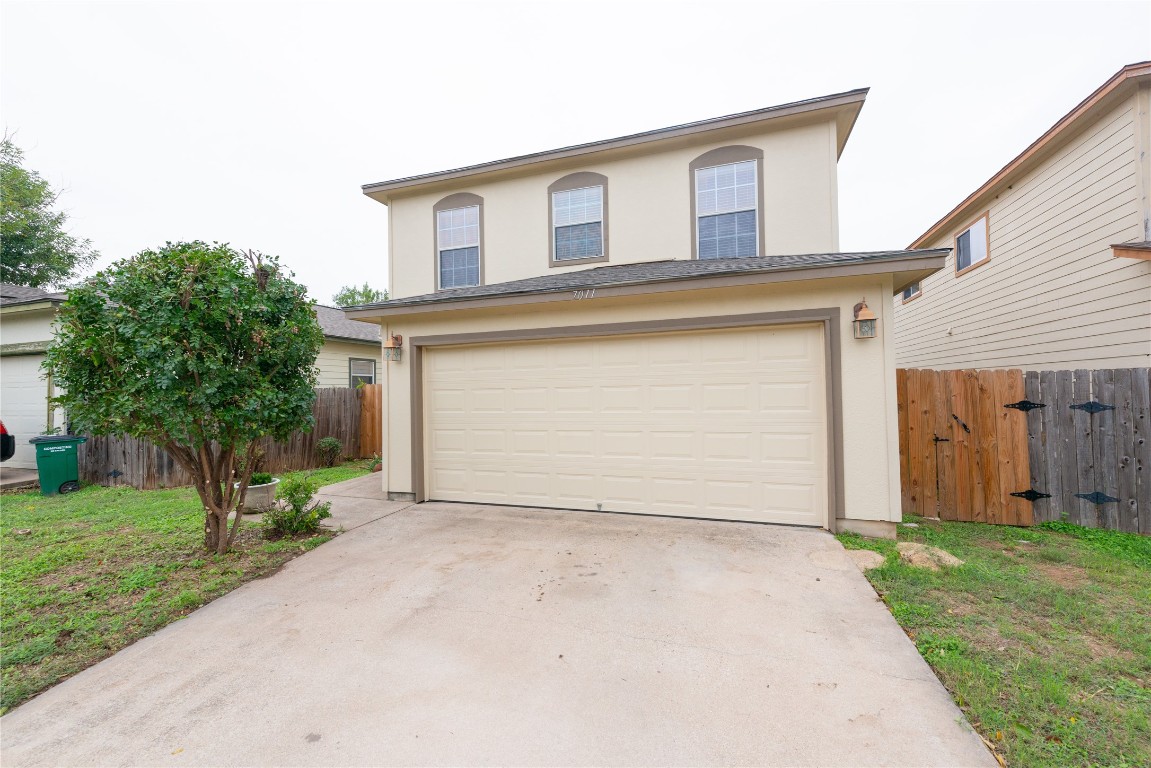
[1,476,994,767]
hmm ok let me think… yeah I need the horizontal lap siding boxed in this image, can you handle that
[894,98,1151,371]
[315,340,382,387]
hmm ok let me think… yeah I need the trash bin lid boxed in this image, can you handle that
[28,435,88,444]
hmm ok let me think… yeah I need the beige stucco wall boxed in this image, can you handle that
[378,274,901,525]
[894,89,1151,371]
[315,340,382,388]
[387,118,841,300]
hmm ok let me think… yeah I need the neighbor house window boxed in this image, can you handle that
[433,192,484,289]
[689,146,765,260]
[955,214,990,274]
[349,358,376,387]
[548,172,609,266]
[902,282,922,302]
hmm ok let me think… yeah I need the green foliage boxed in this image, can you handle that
[315,436,343,467]
[0,136,98,287]
[264,475,332,535]
[1035,521,1151,566]
[332,282,388,307]
[44,241,325,553]
[368,453,382,471]
[249,472,274,486]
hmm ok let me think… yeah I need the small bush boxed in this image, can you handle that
[250,472,274,486]
[264,475,331,535]
[368,453,382,471]
[315,437,343,468]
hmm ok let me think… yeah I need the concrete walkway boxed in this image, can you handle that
[1,477,995,767]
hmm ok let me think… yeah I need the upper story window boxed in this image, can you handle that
[689,146,765,260]
[548,172,608,267]
[902,282,922,302]
[955,213,989,275]
[433,193,484,289]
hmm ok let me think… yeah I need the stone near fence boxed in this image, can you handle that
[896,542,964,571]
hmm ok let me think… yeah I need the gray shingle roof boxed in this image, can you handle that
[0,283,67,307]
[346,250,948,311]
[313,304,380,342]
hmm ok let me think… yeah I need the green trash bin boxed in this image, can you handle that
[29,435,88,496]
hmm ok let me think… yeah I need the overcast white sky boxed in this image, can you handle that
[2,0,1148,303]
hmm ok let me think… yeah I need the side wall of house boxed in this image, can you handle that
[315,340,382,388]
[387,118,841,300]
[0,308,64,468]
[894,90,1151,371]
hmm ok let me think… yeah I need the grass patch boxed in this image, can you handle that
[840,517,1150,767]
[0,460,370,713]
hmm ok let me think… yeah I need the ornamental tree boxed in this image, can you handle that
[45,242,324,553]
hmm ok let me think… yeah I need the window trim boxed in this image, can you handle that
[548,172,609,268]
[954,212,990,277]
[433,192,485,291]
[901,282,922,304]
[689,146,765,260]
[348,357,376,387]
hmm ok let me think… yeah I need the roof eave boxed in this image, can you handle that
[361,89,868,202]
[910,61,1151,248]
[346,251,948,320]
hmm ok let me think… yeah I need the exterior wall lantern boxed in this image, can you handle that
[383,333,403,362]
[852,299,878,339]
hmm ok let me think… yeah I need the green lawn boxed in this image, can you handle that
[839,517,1151,768]
[0,461,370,713]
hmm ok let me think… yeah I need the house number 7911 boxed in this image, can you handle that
[572,289,596,300]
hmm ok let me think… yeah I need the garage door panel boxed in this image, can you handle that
[425,324,827,526]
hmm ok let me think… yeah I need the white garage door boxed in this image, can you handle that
[424,324,829,526]
[0,354,50,469]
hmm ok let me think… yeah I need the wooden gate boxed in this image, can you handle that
[897,367,1150,532]
[358,383,383,458]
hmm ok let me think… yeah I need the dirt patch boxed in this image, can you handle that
[1028,559,1089,590]
[846,549,885,571]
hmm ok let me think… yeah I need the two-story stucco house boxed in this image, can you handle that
[894,62,1151,371]
[348,90,947,537]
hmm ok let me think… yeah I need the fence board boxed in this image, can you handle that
[1025,371,1051,522]
[1072,370,1099,527]
[359,384,383,458]
[934,370,956,519]
[897,369,910,514]
[949,370,973,522]
[1092,369,1119,531]
[1113,368,1138,533]
[1037,371,1063,523]
[1132,370,1151,534]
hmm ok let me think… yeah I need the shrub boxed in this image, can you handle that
[315,437,343,468]
[250,472,274,486]
[368,453,382,472]
[264,475,331,535]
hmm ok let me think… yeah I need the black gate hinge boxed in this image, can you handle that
[1005,400,1046,412]
[1070,401,1114,414]
[932,435,950,443]
[951,414,971,433]
[1011,489,1052,502]
[1075,491,1119,504]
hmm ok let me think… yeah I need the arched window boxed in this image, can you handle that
[548,172,608,267]
[689,146,765,259]
[433,192,484,289]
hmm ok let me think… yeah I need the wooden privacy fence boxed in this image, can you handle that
[79,386,383,490]
[359,383,383,458]
[897,368,1150,533]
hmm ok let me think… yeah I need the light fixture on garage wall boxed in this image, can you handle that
[852,299,878,339]
[383,334,403,362]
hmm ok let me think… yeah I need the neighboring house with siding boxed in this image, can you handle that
[0,284,68,469]
[313,304,382,387]
[894,61,1151,371]
[347,88,948,538]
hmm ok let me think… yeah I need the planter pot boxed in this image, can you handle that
[236,478,280,513]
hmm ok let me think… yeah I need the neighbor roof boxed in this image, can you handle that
[362,88,868,201]
[345,250,948,318]
[313,304,381,343]
[0,283,67,308]
[910,61,1151,248]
